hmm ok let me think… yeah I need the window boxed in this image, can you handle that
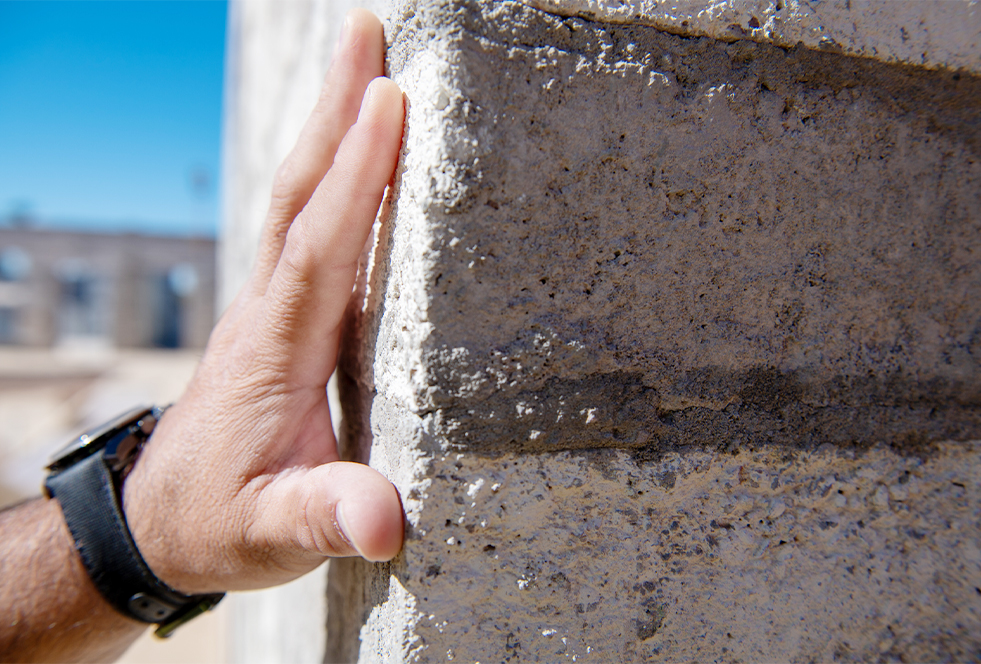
[0,247,32,344]
[55,259,112,346]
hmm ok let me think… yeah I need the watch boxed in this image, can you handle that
[44,405,224,638]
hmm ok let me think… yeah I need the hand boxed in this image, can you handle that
[122,9,406,594]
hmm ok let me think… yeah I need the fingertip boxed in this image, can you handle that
[335,475,404,562]
[338,9,385,71]
[345,7,382,30]
[326,9,385,92]
[338,8,383,50]
[359,77,405,124]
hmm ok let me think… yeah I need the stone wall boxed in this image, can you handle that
[222,0,981,661]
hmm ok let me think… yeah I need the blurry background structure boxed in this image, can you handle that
[0,1,231,661]
[0,0,226,504]
[0,228,215,350]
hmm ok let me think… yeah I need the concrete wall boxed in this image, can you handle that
[222,0,981,661]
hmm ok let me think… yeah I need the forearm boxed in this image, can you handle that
[0,498,145,663]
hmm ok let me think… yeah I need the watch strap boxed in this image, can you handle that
[45,443,223,637]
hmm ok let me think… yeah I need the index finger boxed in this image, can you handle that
[260,76,405,388]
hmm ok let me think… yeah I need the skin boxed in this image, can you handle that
[0,9,405,662]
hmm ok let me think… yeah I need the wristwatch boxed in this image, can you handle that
[44,405,224,638]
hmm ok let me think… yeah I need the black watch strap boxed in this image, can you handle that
[45,427,223,638]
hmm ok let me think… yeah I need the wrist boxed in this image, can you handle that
[120,440,200,595]
[121,408,216,596]
[44,406,223,636]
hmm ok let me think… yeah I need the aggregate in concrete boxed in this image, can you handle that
[332,391,981,663]
[520,0,981,74]
[332,442,981,662]
[353,0,981,457]
[331,0,981,660]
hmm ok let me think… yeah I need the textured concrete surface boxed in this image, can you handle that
[520,0,981,74]
[219,0,981,661]
[330,0,981,660]
[354,0,981,455]
[335,443,981,662]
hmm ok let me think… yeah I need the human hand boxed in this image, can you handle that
[121,9,405,594]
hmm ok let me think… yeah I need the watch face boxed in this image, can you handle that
[46,405,152,472]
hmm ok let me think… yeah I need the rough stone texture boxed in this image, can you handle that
[356,0,981,455]
[330,0,981,661]
[337,443,981,662]
[520,0,981,74]
[220,0,981,661]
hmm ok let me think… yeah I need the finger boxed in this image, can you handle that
[251,8,386,294]
[260,77,405,386]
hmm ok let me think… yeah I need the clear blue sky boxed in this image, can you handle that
[0,1,227,237]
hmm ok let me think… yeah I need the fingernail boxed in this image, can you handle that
[357,81,378,122]
[335,502,367,558]
[340,14,354,47]
[332,15,352,60]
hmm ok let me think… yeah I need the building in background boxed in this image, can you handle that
[0,227,215,349]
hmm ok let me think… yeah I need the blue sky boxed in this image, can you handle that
[0,1,227,237]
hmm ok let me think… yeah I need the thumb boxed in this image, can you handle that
[261,462,404,567]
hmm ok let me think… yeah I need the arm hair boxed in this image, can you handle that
[0,498,145,663]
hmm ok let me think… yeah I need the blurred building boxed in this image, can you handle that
[0,227,215,349]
